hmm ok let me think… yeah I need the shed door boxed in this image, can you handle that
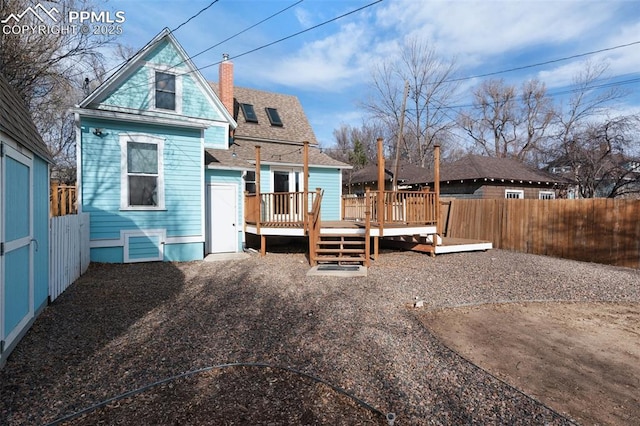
[1,143,34,353]
[208,184,237,253]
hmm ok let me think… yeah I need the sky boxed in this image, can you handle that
[104,0,639,148]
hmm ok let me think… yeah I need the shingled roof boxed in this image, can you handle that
[0,74,52,162]
[406,155,568,185]
[344,161,431,185]
[206,139,349,170]
[210,83,318,145]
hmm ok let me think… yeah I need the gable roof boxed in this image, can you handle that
[210,83,317,145]
[409,155,568,185]
[78,28,236,128]
[0,74,53,162]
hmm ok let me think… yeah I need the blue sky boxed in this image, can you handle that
[108,0,640,148]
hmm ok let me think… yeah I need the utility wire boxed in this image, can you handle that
[443,40,640,84]
[172,0,220,33]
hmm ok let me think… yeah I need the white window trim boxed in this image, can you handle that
[539,190,556,200]
[148,65,183,114]
[120,133,166,210]
[505,189,524,199]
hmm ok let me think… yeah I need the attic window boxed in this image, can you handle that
[265,107,283,127]
[155,72,176,110]
[240,103,258,123]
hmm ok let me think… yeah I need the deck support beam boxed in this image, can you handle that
[261,234,266,257]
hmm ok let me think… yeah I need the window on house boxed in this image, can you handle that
[244,170,256,194]
[505,189,524,199]
[121,134,164,209]
[240,103,258,123]
[265,107,283,126]
[155,72,176,110]
[539,191,555,200]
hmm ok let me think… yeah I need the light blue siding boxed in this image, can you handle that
[81,117,204,262]
[90,247,124,263]
[164,243,203,261]
[206,169,244,251]
[204,125,227,148]
[128,235,162,260]
[259,166,270,193]
[32,157,49,311]
[102,66,151,111]
[309,167,342,221]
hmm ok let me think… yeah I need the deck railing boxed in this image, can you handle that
[342,190,437,225]
[245,191,318,228]
[308,189,324,266]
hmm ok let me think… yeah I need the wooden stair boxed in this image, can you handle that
[313,234,368,265]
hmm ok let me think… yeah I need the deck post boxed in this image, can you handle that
[303,141,309,232]
[377,137,385,235]
[434,143,441,246]
[255,145,263,254]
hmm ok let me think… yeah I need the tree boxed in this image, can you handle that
[458,78,554,164]
[559,115,640,198]
[326,122,384,167]
[362,37,460,167]
[1,0,118,179]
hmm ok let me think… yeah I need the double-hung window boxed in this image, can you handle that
[121,134,165,209]
[155,72,176,110]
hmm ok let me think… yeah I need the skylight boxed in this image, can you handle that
[240,103,258,123]
[265,107,283,127]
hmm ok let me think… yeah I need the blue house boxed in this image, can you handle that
[74,29,349,263]
[0,74,52,366]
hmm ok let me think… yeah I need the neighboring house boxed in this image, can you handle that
[407,155,569,199]
[547,154,640,199]
[74,29,348,263]
[0,73,53,366]
[343,161,430,194]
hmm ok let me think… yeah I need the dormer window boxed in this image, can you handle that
[155,72,176,110]
[265,107,283,126]
[240,103,258,123]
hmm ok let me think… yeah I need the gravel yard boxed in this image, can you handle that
[1,249,639,425]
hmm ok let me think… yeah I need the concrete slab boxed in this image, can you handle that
[204,252,251,262]
[306,265,368,277]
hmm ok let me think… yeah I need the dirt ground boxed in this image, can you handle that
[419,302,640,425]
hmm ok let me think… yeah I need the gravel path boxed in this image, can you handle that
[1,249,638,425]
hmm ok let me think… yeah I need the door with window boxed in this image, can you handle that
[1,143,34,353]
[272,168,302,221]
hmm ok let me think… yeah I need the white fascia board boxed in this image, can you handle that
[72,107,211,129]
[206,165,253,171]
[249,160,351,170]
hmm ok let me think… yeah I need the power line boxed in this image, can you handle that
[197,0,384,71]
[172,0,220,33]
[444,40,640,84]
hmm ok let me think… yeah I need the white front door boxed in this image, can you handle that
[208,184,237,253]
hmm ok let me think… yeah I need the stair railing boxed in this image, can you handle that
[308,188,323,266]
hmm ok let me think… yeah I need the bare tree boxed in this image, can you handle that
[362,37,460,167]
[1,0,118,178]
[458,78,554,163]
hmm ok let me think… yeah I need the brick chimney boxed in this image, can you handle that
[219,53,234,116]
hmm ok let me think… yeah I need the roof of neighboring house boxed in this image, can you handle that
[343,161,431,186]
[210,83,317,145]
[0,74,53,163]
[407,155,569,185]
[206,139,350,170]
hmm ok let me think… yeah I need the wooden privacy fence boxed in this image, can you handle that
[50,183,77,216]
[444,198,640,268]
[50,213,90,301]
